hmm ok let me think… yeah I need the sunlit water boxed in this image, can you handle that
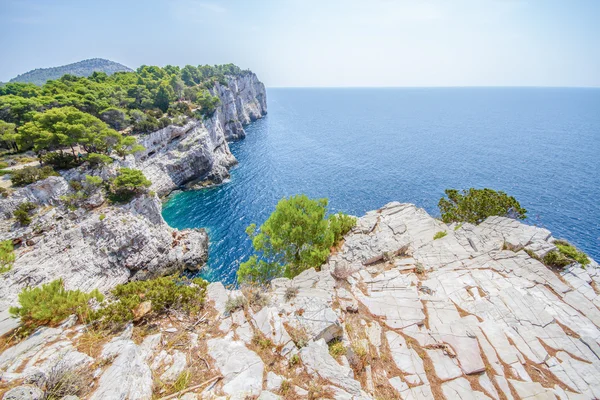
[163,88,600,284]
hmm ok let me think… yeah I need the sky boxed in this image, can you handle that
[0,0,599,87]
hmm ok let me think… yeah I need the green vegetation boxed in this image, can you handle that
[438,188,527,224]
[60,175,104,209]
[328,339,346,358]
[9,279,103,334]
[9,58,132,86]
[108,168,151,203]
[86,153,113,168]
[543,240,590,269]
[237,195,356,284]
[13,201,37,225]
[11,165,59,186]
[0,240,15,273]
[433,231,447,240]
[94,275,208,328]
[10,275,208,335]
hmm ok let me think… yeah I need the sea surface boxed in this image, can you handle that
[163,88,600,284]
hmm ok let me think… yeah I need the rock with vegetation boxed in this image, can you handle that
[0,201,598,399]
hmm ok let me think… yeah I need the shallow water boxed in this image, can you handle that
[163,88,600,284]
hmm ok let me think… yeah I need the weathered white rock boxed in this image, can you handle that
[441,378,491,400]
[206,333,264,398]
[300,339,363,395]
[159,350,187,383]
[2,385,44,400]
[0,195,208,313]
[266,371,284,391]
[90,329,155,400]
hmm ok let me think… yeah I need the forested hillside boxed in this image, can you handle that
[9,58,132,86]
[0,63,248,160]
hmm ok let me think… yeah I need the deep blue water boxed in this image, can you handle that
[163,88,600,284]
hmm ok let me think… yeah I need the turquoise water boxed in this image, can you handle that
[163,88,600,284]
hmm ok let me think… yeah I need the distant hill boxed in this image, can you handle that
[9,58,133,85]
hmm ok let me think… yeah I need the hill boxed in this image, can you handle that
[9,58,133,85]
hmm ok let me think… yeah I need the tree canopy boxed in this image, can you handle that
[237,195,356,284]
[0,63,247,154]
[438,188,527,225]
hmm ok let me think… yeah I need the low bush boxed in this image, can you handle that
[39,360,93,399]
[328,339,346,358]
[0,240,15,273]
[95,275,207,328]
[11,165,59,186]
[438,188,527,224]
[0,187,10,198]
[13,201,36,225]
[433,231,447,240]
[86,153,113,168]
[224,295,246,314]
[9,279,103,334]
[42,152,83,170]
[543,240,590,269]
[61,175,104,209]
[108,168,151,203]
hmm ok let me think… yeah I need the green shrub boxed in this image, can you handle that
[0,240,15,273]
[555,240,590,266]
[86,153,113,168]
[11,165,59,186]
[438,188,527,224]
[108,168,151,203]
[9,279,103,334]
[543,240,590,269]
[42,152,82,170]
[0,187,11,198]
[99,214,106,221]
[0,169,12,176]
[237,195,356,284]
[328,339,346,358]
[95,275,207,328]
[13,201,36,225]
[433,231,447,240]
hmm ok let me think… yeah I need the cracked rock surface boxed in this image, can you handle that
[1,202,599,399]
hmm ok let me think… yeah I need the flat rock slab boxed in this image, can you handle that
[207,333,264,398]
[300,339,363,396]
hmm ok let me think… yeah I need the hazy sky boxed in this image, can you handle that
[1,0,599,87]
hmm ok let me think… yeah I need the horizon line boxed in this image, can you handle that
[266,85,600,89]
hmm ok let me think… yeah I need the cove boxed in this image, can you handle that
[162,87,600,284]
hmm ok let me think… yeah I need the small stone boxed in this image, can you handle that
[133,301,152,320]
[2,385,44,400]
[164,327,177,333]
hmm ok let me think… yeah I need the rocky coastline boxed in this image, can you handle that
[0,72,266,334]
[0,202,598,399]
[1,73,600,399]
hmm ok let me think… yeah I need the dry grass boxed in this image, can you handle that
[39,360,94,400]
[76,328,111,358]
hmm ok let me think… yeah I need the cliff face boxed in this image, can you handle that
[0,73,267,330]
[133,72,267,196]
[1,203,599,400]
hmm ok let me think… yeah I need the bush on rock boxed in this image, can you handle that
[9,279,103,335]
[438,188,527,224]
[108,167,151,203]
[237,194,356,284]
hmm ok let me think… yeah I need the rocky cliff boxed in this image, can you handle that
[133,72,267,196]
[1,203,598,399]
[0,72,267,337]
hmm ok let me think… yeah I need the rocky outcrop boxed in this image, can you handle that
[133,73,267,196]
[0,177,207,315]
[2,202,599,399]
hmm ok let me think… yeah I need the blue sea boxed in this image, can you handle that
[163,88,600,284]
